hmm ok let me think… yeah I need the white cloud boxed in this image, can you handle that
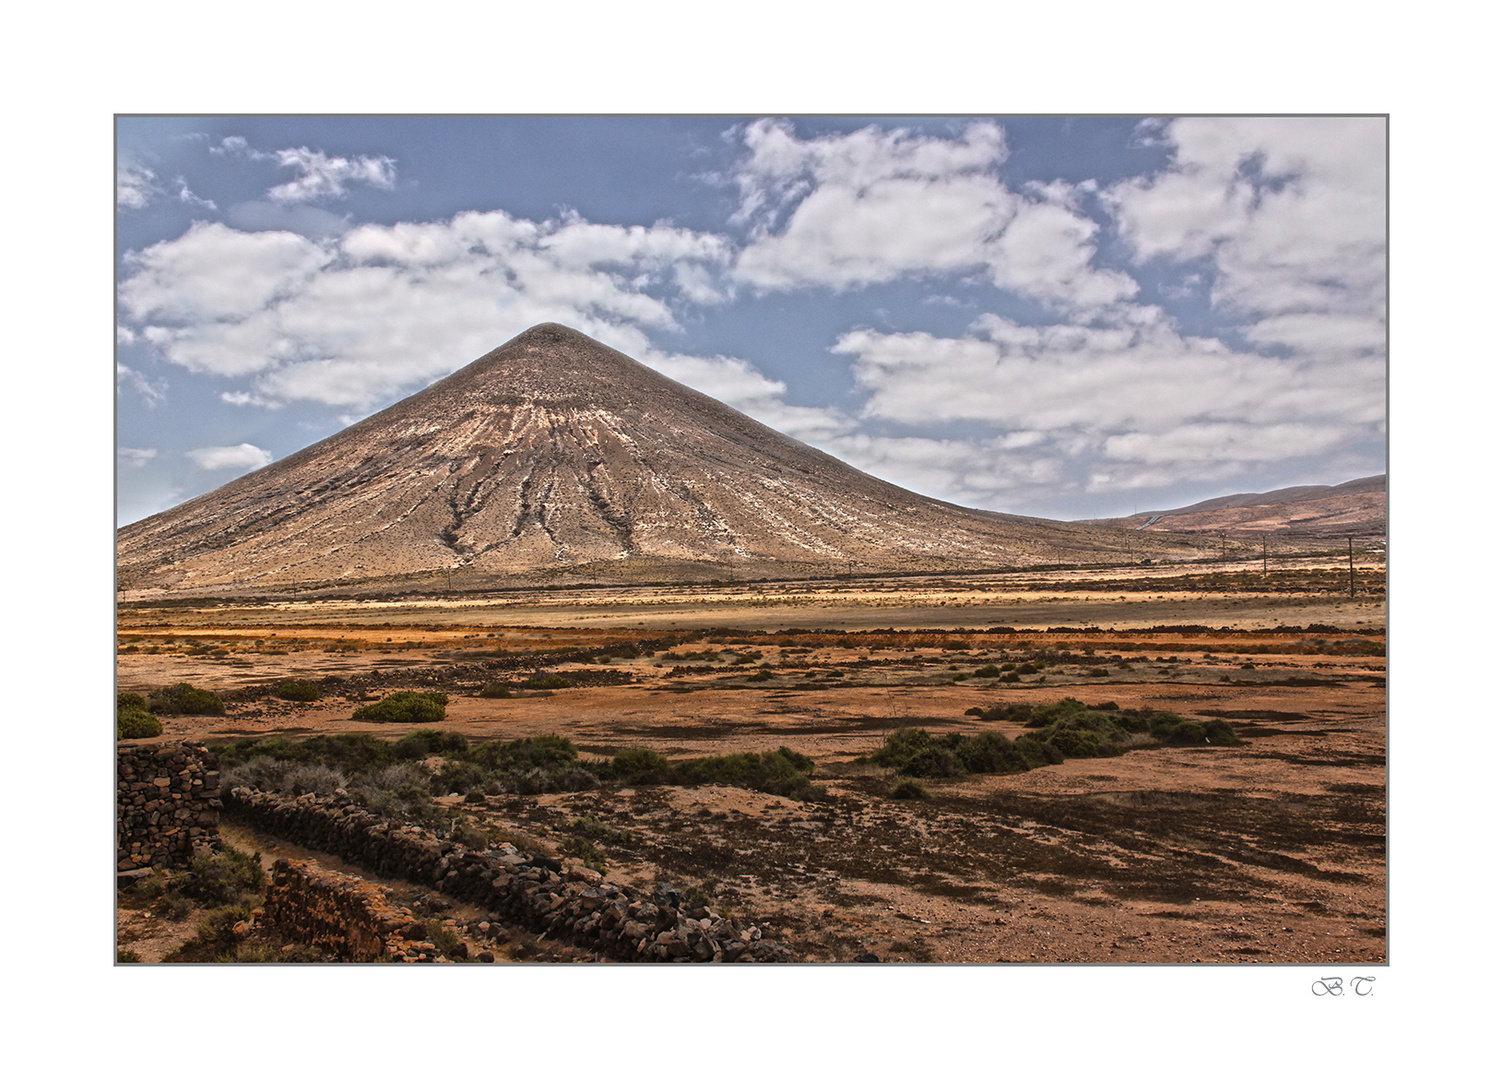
[120,221,331,326]
[824,431,1067,511]
[118,209,736,409]
[841,318,1381,432]
[1242,312,1387,353]
[640,351,787,407]
[174,177,216,210]
[730,118,1009,226]
[117,160,158,209]
[117,447,156,468]
[211,135,252,157]
[267,147,397,203]
[186,443,274,471]
[209,135,397,207]
[1107,116,1386,330]
[116,361,164,404]
[829,319,1383,506]
[987,196,1137,307]
[221,390,281,408]
[734,172,1016,290]
[727,119,1133,310]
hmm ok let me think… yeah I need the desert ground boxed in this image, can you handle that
[117,553,1386,963]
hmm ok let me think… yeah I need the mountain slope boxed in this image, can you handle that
[118,323,1200,593]
[1081,475,1386,538]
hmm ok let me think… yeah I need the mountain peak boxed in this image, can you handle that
[119,326,1199,593]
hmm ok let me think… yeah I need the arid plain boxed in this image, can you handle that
[118,552,1385,963]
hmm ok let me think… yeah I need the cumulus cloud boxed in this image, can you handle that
[186,443,274,471]
[829,317,1383,506]
[118,209,736,409]
[120,221,332,326]
[727,119,1132,311]
[1107,117,1386,344]
[822,431,1068,512]
[987,189,1137,307]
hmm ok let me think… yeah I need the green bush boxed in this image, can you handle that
[273,679,322,702]
[347,763,437,822]
[603,747,673,785]
[970,702,1036,724]
[954,730,1043,774]
[289,733,399,772]
[674,747,820,799]
[174,846,266,907]
[870,727,935,766]
[890,778,933,800]
[431,760,490,796]
[148,683,226,716]
[521,674,573,690]
[895,744,967,778]
[974,664,1002,679]
[395,728,469,758]
[351,691,448,724]
[466,735,579,771]
[215,732,398,773]
[1145,714,1242,746]
[117,700,163,739]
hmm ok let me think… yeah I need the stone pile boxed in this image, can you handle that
[262,859,445,962]
[225,785,792,962]
[116,741,221,871]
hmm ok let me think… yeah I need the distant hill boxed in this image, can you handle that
[118,323,1203,594]
[1080,475,1386,539]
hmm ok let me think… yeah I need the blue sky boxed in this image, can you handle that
[115,115,1387,526]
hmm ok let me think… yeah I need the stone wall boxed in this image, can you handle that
[116,741,221,871]
[261,859,443,962]
[225,785,792,962]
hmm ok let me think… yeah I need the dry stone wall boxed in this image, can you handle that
[116,741,221,871]
[262,859,443,962]
[225,785,793,962]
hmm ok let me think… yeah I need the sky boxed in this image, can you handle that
[115,114,1387,527]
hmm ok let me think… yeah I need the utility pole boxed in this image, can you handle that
[1348,537,1356,598]
[1262,536,1268,578]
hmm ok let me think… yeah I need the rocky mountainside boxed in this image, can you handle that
[1081,475,1386,539]
[118,323,1202,594]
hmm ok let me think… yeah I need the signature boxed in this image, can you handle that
[1312,976,1376,996]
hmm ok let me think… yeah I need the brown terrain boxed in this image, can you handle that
[117,557,1386,964]
[116,322,1385,964]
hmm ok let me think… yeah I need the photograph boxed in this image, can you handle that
[114,114,1386,968]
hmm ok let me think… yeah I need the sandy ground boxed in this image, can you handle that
[118,563,1385,964]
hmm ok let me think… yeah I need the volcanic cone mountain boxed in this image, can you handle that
[118,324,1196,593]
